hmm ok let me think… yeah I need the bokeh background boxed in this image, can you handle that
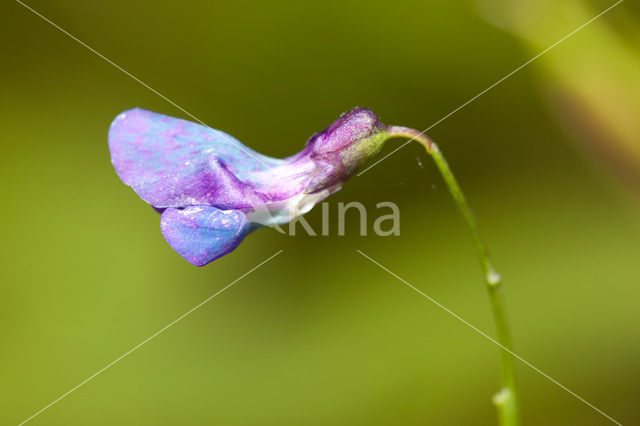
[1,0,639,424]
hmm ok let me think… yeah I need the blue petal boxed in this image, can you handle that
[108,108,283,209]
[160,206,250,266]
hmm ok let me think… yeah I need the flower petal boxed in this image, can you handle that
[108,108,281,209]
[160,206,249,266]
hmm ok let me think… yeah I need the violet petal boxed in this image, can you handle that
[160,206,249,266]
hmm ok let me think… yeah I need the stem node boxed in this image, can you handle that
[487,269,502,287]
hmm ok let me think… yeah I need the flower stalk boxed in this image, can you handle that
[386,126,520,426]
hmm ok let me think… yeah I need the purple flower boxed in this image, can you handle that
[109,107,398,266]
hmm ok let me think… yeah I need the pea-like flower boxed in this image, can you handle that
[110,105,521,425]
[109,107,427,266]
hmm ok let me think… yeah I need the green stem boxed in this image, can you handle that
[386,127,520,426]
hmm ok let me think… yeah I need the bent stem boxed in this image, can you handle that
[386,126,520,426]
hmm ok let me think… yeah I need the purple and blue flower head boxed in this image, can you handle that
[109,107,430,266]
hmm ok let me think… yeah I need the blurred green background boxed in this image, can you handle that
[1,0,639,425]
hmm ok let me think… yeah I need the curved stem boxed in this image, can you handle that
[386,126,520,426]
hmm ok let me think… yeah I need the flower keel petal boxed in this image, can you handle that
[160,206,249,266]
